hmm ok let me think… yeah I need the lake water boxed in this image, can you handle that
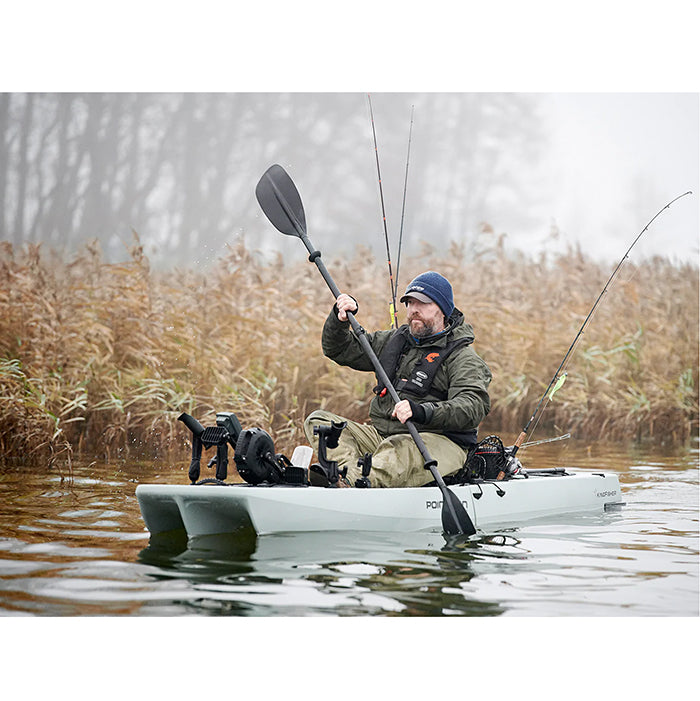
[1,439,697,619]
[2,438,697,696]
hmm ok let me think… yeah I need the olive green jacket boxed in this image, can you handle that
[321,306,492,439]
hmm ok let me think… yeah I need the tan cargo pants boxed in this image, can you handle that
[303,409,468,488]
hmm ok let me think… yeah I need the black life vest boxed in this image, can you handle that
[373,325,472,400]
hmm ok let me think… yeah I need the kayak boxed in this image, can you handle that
[137,414,624,538]
[136,469,623,538]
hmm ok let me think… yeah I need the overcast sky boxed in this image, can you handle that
[535,93,697,263]
[4,2,699,266]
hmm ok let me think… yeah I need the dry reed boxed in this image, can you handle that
[0,233,697,471]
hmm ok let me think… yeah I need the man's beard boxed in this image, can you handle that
[409,317,440,338]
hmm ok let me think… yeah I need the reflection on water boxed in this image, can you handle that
[0,439,697,616]
[137,529,512,616]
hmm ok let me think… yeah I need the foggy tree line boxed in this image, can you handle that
[0,93,546,267]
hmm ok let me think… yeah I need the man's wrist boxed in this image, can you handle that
[407,399,427,424]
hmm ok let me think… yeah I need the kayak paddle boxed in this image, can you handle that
[255,163,476,537]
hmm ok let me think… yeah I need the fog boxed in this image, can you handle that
[539,93,697,262]
[1,92,697,272]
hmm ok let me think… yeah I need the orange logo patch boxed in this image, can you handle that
[426,352,440,363]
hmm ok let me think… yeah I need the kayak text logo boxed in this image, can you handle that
[426,499,469,510]
[595,489,618,498]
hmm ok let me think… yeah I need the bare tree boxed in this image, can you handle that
[0,93,547,266]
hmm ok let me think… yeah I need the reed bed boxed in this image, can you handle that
[1,234,697,471]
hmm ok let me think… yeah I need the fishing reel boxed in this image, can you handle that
[463,435,522,482]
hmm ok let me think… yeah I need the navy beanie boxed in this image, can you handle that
[399,271,454,318]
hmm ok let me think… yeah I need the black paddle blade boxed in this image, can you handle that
[255,164,307,237]
[441,488,477,536]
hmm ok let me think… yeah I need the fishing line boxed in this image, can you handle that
[394,104,414,297]
[367,94,398,328]
[513,190,693,456]
[521,433,571,449]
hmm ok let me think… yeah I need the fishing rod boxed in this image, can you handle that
[367,94,399,329]
[510,190,693,459]
[394,104,414,297]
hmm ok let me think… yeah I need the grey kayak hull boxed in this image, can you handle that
[136,471,623,537]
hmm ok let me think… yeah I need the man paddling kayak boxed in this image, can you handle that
[304,271,492,488]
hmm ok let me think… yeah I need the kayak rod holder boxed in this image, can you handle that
[313,420,347,486]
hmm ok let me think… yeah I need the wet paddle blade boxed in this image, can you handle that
[255,164,307,237]
[441,488,476,536]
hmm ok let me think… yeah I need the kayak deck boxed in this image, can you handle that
[136,471,623,537]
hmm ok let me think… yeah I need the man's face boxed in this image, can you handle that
[405,298,445,338]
